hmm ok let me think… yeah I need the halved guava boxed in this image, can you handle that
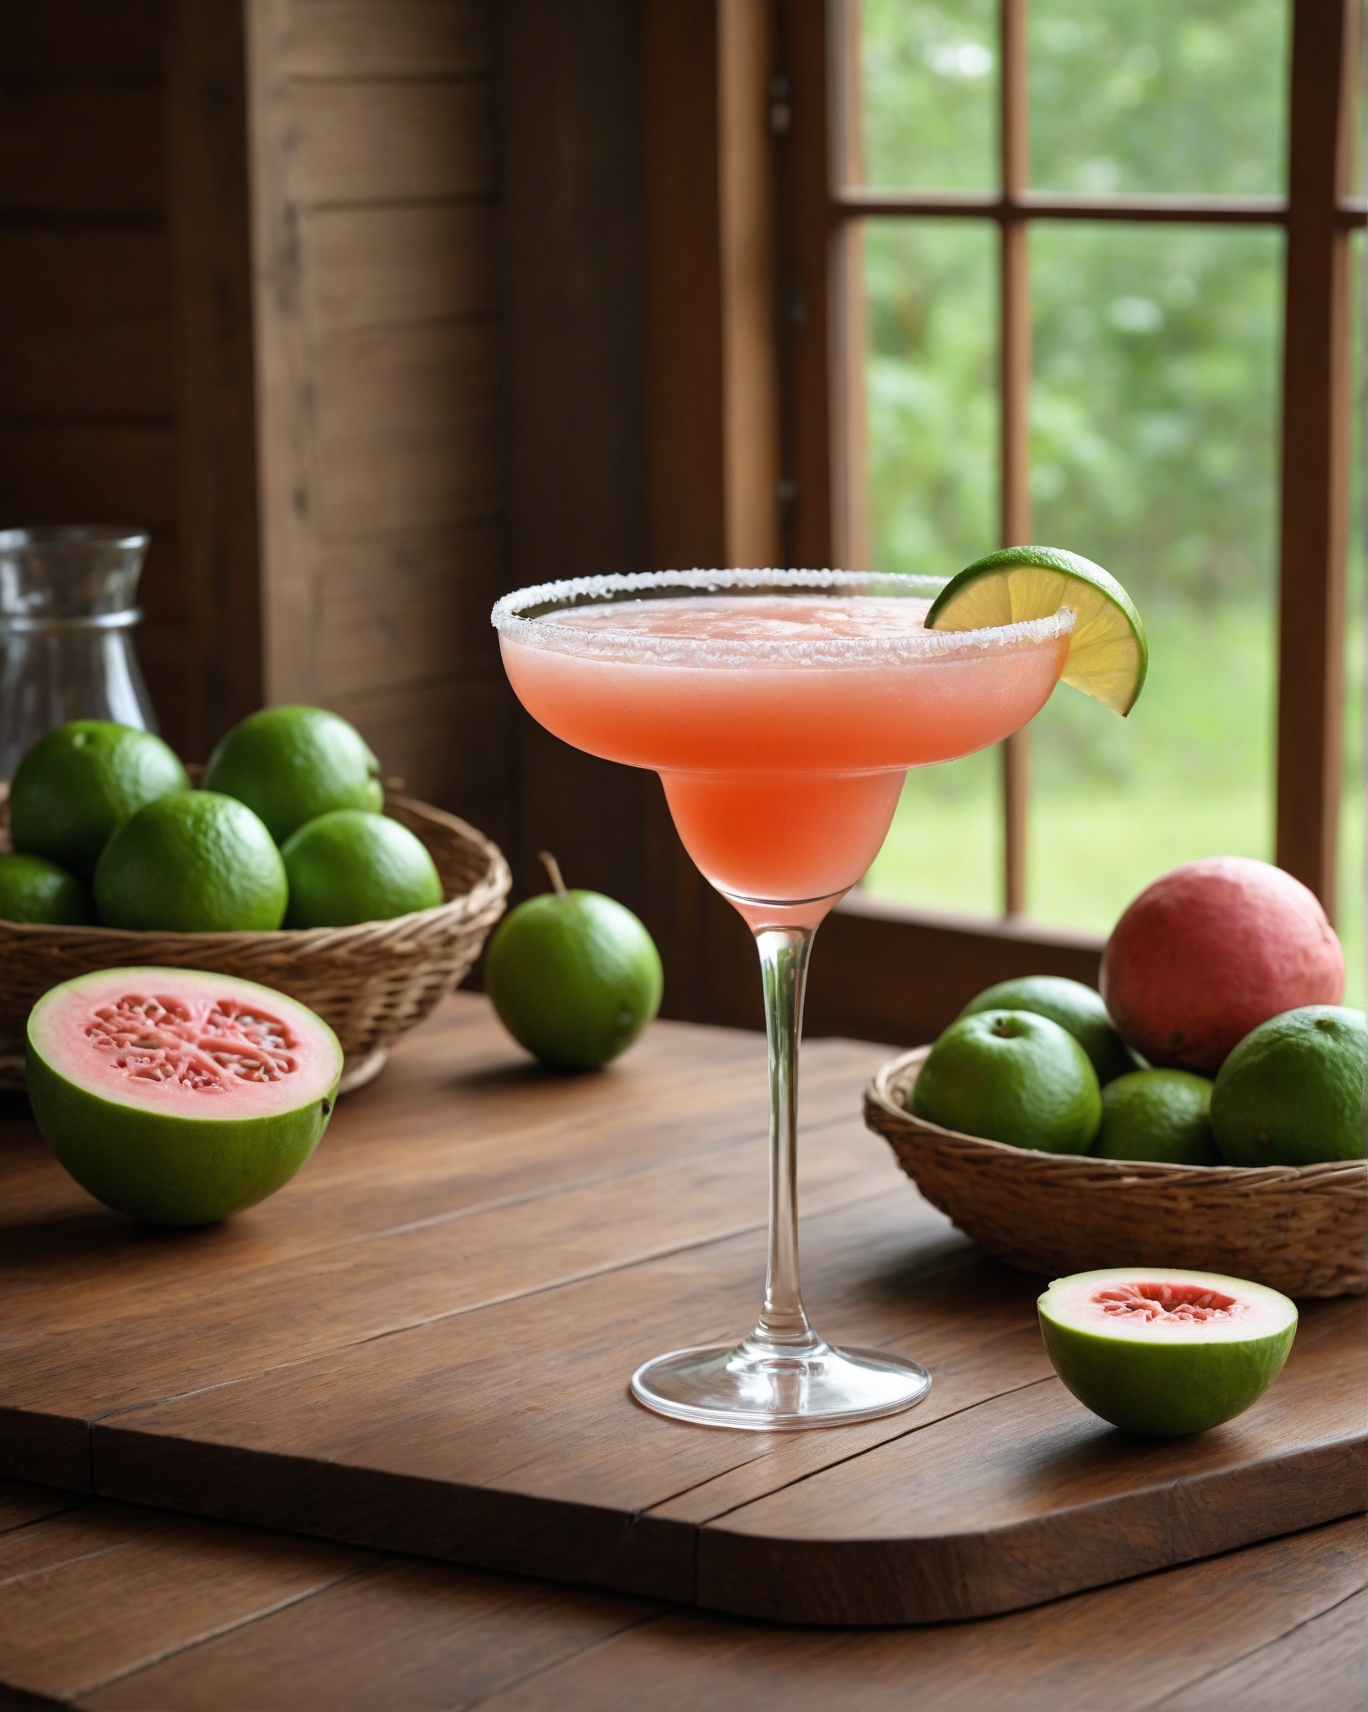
[27,967,342,1225]
[1038,1267,1297,1437]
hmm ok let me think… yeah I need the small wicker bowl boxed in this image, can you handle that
[0,793,510,1095]
[865,1046,1366,1299]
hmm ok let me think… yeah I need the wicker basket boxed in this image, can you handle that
[0,793,510,1094]
[865,1046,1366,1299]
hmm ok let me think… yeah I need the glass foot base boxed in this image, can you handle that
[630,1335,931,1430]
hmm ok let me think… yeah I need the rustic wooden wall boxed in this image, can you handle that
[0,0,510,847]
[245,0,511,840]
[0,0,267,764]
[0,0,197,756]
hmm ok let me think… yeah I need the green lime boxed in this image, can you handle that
[1210,1006,1366,1167]
[925,545,1148,715]
[0,853,96,925]
[203,706,382,844]
[911,1010,1102,1154]
[9,721,189,883]
[282,810,444,928]
[959,975,1139,1085]
[1091,1069,1220,1165]
[94,792,287,932]
[486,857,663,1071]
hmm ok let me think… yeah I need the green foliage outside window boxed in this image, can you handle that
[853,0,1361,1002]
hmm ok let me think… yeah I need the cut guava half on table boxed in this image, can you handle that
[1038,1267,1297,1437]
[27,967,342,1225]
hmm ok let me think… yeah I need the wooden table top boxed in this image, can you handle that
[0,1479,1362,1710]
[0,997,1363,1637]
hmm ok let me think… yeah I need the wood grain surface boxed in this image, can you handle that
[0,1482,1357,1710]
[0,997,1362,1629]
[246,0,510,830]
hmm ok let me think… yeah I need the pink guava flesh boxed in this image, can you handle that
[27,967,342,1224]
[1038,1267,1297,1436]
[1086,1279,1239,1324]
[72,990,312,1110]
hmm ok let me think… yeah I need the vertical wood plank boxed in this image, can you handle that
[244,0,507,835]
[641,0,733,1018]
[1274,0,1356,915]
[245,0,318,707]
[166,0,265,758]
[498,0,657,933]
[642,0,727,571]
[774,0,835,570]
[282,82,493,208]
[275,0,492,79]
[829,0,869,571]
[719,0,782,569]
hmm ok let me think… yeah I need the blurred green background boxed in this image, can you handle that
[853,0,1362,1004]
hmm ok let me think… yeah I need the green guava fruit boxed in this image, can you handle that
[485,857,663,1071]
[911,1010,1102,1154]
[94,792,288,932]
[1210,1005,1366,1167]
[203,705,383,844]
[960,974,1140,1085]
[0,853,97,925]
[27,966,342,1225]
[1038,1267,1297,1437]
[282,810,444,928]
[1090,1069,1220,1166]
[9,720,189,883]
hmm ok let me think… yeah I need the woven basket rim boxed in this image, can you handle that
[868,1044,1368,1191]
[0,791,510,950]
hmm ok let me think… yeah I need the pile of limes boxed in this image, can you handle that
[0,708,444,933]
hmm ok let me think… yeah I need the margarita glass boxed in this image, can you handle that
[493,570,1074,1429]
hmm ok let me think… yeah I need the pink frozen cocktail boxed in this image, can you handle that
[493,570,1074,1428]
[499,583,1071,925]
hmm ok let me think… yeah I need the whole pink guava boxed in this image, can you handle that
[1100,857,1344,1075]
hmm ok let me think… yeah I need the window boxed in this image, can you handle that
[777,0,1363,1002]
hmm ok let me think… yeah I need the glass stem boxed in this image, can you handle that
[749,925,821,1353]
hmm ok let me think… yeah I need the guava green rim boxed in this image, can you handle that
[925,546,1148,716]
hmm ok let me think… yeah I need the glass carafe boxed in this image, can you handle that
[0,527,159,780]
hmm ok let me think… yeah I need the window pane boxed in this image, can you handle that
[866,746,1000,914]
[857,218,1000,914]
[1028,0,1288,196]
[858,0,998,190]
[1027,223,1283,934]
[863,221,997,575]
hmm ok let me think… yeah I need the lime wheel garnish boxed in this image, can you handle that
[926,545,1148,716]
